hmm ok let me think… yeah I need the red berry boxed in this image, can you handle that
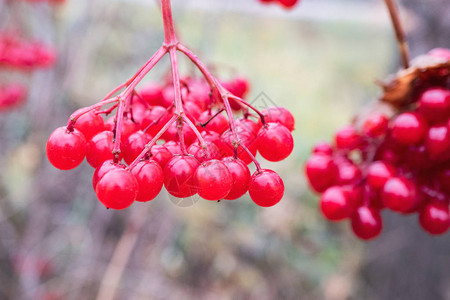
[164,141,183,155]
[305,154,336,193]
[335,126,362,150]
[122,131,152,165]
[92,160,125,190]
[278,0,298,8]
[381,177,418,213]
[419,203,450,235]
[260,107,295,132]
[164,156,199,198]
[222,157,251,200]
[95,169,138,210]
[187,142,221,163]
[198,110,229,134]
[320,186,352,221]
[366,161,396,190]
[150,145,173,169]
[131,160,164,202]
[418,88,450,123]
[425,125,450,158]
[312,142,333,156]
[351,206,383,240]
[74,109,105,140]
[257,123,294,162]
[362,113,389,137]
[391,112,427,145]
[139,83,163,106]
[86,131,116,168]
[194,160,233,201]
[248,169,284,207]
[221,128,257,165]
[335,162,361,185]
[46,127,86,170]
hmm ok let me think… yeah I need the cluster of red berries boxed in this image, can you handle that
[19,0,65,3]
[258,0,299,9]
[306,48,450,240]
[0,33,56,70]
[47,75,295,210]
[0,84,27,112]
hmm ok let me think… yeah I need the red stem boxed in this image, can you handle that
[127,115,177,170]
[161,0,178,45]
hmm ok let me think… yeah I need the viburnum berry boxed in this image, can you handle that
[194,159,233,201]
[257,122,294,162]
[150,145,173,169]
[305,154,336,193]
[122,131,152,165]
[419,202,450,235]
[391,112,428,145]
[248,169,284,207]
[73,110,105,140]
[92,160,125,190]
[198,110,229,134]
[95,169,138,210]
[362,113,389,137]
[351,206,383,240]
[46,127,87,170]
[187,141,221,163]
[86,131,116,168]
[131,160,164,202]
[381,177,418,213]
[320,186,353,221]
[418,88,450,124]
[260,106,295,132]
[222,157,251,200]
[164,155,200,198]
[366,161,396,190]
[335,126,362,150]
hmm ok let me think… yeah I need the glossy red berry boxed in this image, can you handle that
[74,109,105,140]
[222,157,251,200]
[139,83,163,106]
[194,159,233,201]
[335,126,362,150]
[122,131,152,165]
[131,160,164,202]
[248,169,284,207]
[150,145,173,169]
[335,162,362,185]
[86,131,116,168]
[419,203,450,235]
[425,125,450,158]
[320,186,352,221]
[257,122,294,162]
[305,154,336,193]
[312,142,333,156]
[46,127,87,170]
[366,161,396,190]
[418,88,450,123]
[187,142,221,163]
[381,177,418,213]
[260,107,295,132]
[95,169,138,210]
[198,110,229,134]
[164,156,200,198]
[351,206,383,240]
[391,112,427,145]
[362,113,389,137]
[92,160,125,189]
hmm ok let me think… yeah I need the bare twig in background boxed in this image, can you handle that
[384,0,410,69]
[95,205,150,300]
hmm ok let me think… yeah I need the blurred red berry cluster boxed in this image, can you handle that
[258,0,299,9]
[306,48,450,240]
[0,0,59,112]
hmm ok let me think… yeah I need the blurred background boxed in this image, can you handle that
[0,0,449,299]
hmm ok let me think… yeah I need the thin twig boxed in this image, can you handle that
[384,0,410,69]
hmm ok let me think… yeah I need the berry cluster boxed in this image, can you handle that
[19,0,65,3]
[0,0,59,112]
[0,33,56,70]
[306,48,450,240]
[46,0,294,210]
[47,75,294,209]
[258,0,299,9]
